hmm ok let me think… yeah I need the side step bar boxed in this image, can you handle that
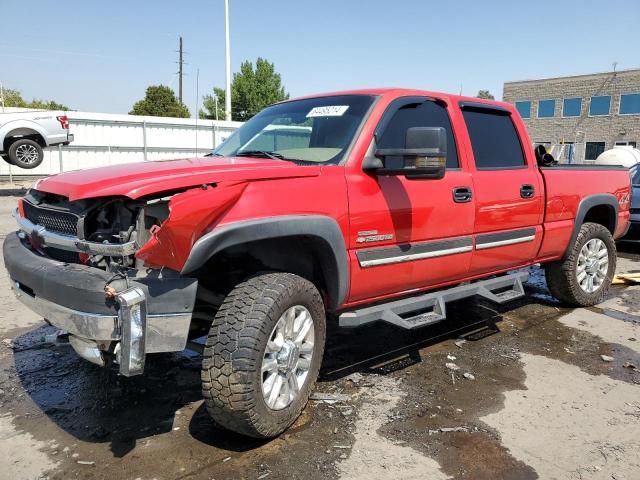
[339,271,528,330]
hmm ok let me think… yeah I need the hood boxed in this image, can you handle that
[34,157,322,201]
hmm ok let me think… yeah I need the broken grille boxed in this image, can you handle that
[23,201,79,237]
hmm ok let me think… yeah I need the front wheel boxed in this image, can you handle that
[545,222,616,307]
[8,139,44,169]
[201,272,326,438]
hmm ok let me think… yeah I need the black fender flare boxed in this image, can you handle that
[564,193,618,258]
[181,215,349,309]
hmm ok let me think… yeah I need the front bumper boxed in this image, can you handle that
[624,222,640,240]
[621,214,640,241]
[3,233,198,375]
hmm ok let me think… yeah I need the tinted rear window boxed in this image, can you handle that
[462,109,526,169]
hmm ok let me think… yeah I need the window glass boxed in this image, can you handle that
[537,99,555,118]
[589,96,611,116]
[515,101,531,119]
[214,95,374,164]
[377,99,459,168]
[585,142,606,160]
[243,126,311,152]
[562,97,582,117]
[631,166,640,185]
[619,93,640,114]
[462,108,526,169]
[615,141,637,148]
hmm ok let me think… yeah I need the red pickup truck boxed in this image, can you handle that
[4,89,632,438]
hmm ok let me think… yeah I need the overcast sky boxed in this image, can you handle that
[1,0,637,115]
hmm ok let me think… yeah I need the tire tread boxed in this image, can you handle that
[201,272,324,438]
[544,222,616,307]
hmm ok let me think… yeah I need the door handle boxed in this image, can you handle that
[520,184,535,199]
[453,187,473,203]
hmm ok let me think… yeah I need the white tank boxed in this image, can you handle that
[594,146,640,167]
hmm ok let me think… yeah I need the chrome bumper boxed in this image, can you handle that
[4,232,198,377]
[13,209,137,256]
[12,281,192,375]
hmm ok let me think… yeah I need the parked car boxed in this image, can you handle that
[595,146,640,241]
[0,111,73,168]
[3,88,632,438]
[627,163,640,240]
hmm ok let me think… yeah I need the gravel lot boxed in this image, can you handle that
[0,187,638,480]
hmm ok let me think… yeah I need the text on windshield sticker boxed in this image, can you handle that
[306,105,349,117]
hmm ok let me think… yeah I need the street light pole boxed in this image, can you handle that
[224,0,232,121]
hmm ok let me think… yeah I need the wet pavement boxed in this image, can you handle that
[0,192,639,479]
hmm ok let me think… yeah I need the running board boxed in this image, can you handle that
[339,272,528,330]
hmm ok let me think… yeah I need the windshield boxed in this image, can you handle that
[213,95,375,164]
[632,165,640,185]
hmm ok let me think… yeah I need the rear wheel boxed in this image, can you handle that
[8,139,44,169]
[201,272,326,438]
[545,222,616,306]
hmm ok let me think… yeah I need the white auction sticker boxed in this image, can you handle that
[306,105,349,117]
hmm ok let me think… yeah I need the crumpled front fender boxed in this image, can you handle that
[135,182,247,271]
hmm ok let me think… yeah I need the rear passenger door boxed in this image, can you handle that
[458,103,544,274]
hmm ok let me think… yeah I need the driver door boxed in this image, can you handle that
[346,97,475,303]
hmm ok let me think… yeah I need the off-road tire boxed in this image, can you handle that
[201,272,326,438]
[544,222,616,307]
[8,139,44,169]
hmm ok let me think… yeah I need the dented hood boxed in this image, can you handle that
[33,157,322,201]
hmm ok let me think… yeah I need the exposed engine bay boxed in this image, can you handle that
[22,189,170,270]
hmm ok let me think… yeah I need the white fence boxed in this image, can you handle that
[0,111,242,177]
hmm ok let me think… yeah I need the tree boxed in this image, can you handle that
[1,87,70,110]
[200,87,226,121]
[200,57,288,121]
[477,90,495,100]
[130,85,190,118]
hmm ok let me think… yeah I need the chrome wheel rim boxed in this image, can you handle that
[262,305,314,411]
[15,144,39,164]
[576,238,608,293]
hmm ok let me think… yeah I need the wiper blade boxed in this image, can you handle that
[204,152,223,157]
[236,150,285,160]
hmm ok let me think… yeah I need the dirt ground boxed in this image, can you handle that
[0,187,639,480]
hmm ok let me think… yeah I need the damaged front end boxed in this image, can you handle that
[6,189,199,376]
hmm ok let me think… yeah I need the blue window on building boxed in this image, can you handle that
[537,99,555,118]
[562,97,582,117]
[589,95,611,116]
[515,101,531,119]
[619,93,640,114]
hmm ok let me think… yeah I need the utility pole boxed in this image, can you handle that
[224,0,232,121]
[178,36,184,104]
[0,82,5,112]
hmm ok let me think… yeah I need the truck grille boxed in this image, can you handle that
[23,201,79,237]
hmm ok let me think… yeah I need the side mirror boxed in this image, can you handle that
[367,127,447,179]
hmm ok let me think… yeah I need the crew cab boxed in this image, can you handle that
[3,89,631,438]
[0,110,73,169]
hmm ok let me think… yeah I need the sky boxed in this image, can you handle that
[1,0,638,116]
